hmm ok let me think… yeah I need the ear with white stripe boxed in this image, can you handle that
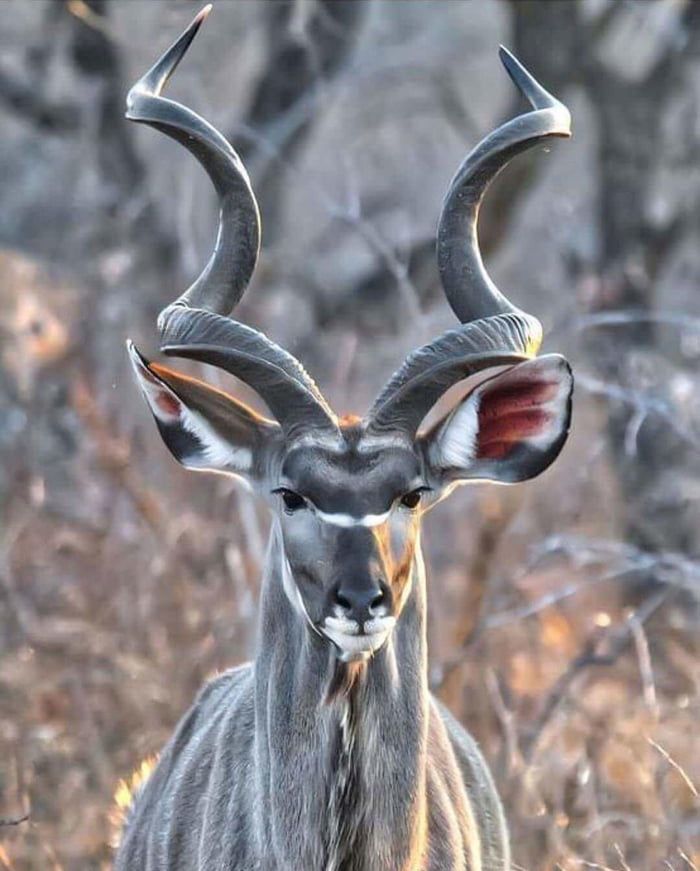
[422,355,573,484]
[127,341,278,477]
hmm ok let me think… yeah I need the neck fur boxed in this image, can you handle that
[252,521,430,870]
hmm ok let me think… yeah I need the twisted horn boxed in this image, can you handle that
[126,6,338,437]
[437,46,571,324]
[367,49,571,436]
[127,4,259,319]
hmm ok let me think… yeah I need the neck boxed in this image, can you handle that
[252,521,430,870]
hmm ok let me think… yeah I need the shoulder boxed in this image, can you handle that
[191,663,254,719]
[429,696,511,869]
[114,663,255,861]
[429,696,497,794]
[162,662,253,756]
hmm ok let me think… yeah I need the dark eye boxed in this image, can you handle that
[277,488,307,513]
[400,489,423,510]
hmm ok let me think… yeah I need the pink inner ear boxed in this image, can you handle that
[155,391,181,418]
[137,363,183,421]
[476,379,559,460]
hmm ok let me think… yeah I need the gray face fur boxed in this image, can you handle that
[130,347,572,664]
[272,429,424,661]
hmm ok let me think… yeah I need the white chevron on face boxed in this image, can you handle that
[315,508,392,528]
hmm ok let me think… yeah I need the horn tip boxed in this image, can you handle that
[498,44,571,136]
[176,4,212,56]
[498,44,521,75]
[128,3,212,104]
[497,44,548,103]
[195,4,213,28]
[498,44,539,94]
[498,44,514,62]
[126,338,150,368]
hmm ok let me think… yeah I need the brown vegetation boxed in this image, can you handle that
[1,2,699,868]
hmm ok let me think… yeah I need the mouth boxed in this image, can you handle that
[321,615,397,662]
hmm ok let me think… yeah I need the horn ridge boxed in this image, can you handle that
[159,306,337,426]
[367,50,570,436]
[126,7,338,437]
[367,312,540,436]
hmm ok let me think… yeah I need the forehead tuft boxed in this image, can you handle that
[281,427,420,516]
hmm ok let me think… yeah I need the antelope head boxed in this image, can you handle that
[127,7,573,663]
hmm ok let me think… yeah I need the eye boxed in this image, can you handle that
[275,488,307,513]
[400,489,423,510]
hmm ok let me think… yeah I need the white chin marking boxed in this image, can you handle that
[325,615,359,636]
[322,619,395,660]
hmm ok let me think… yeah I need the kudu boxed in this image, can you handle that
[117,7,573,870]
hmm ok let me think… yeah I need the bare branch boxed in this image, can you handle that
[0,813,29,827]
[0,63,78,132]
[524,588,672,760]
[647,737,699,800]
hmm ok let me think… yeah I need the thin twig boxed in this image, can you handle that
[572,309,700,334]
[576,372,700,453]
[613,843,632,871]
[524,589,671,760]
[485,669,520,777]
[647,737,699,799]
[0,813,29,827]
[630,615,657,712]
[678,848,699,871]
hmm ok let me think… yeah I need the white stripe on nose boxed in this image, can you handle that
[315,509,390,528]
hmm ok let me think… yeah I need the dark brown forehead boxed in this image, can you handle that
[281,441,422,516]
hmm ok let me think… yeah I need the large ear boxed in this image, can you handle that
[127,341,279,478]
[421,355,573,484]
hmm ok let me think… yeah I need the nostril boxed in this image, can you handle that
[369,589,385,613]
[335,591,353,612]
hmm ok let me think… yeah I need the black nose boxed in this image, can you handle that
[334,581,388,624]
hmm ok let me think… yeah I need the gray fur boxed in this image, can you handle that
[115,531,509,871]
[119,11,576,868]
[122,351,575,870]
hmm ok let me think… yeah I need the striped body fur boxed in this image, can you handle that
[119,8,574,870]
[115,531,508,870]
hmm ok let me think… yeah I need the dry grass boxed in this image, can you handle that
[1,1,699,867]
[0,372,698,869]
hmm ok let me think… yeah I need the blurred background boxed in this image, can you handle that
[0,1,699,868]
